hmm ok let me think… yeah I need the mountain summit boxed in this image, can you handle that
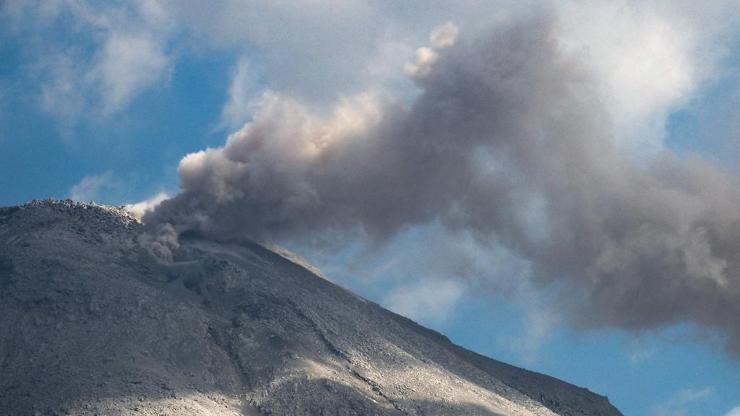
[0,200,622,416]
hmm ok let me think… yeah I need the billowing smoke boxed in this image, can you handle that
[148,16,740,354]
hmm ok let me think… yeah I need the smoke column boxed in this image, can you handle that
[149,16,740,355]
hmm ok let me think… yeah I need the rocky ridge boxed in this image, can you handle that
[0,200,623,416]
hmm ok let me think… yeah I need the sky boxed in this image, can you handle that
[2,1,740,415]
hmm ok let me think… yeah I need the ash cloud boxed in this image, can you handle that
[148,17,740,354]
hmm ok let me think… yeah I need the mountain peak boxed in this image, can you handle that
[7,198,140,228]
[0,202,622,416]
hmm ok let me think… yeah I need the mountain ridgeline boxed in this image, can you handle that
[0,200,623,416]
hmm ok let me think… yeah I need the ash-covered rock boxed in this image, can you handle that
[0,200,622,416]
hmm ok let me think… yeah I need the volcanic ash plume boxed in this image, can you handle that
[149,17,740,354]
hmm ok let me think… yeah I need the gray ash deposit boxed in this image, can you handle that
[0,200,622,416]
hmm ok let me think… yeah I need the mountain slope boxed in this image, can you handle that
[0,200,622,416]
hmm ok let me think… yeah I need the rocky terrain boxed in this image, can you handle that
[0,200,623,416]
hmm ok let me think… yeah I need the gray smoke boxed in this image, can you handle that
[149,17,740,354]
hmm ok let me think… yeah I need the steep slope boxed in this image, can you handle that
[0,200,622,416]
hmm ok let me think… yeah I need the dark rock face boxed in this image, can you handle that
[0,200,623,416]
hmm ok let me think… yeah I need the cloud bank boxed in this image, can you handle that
[148,12,740,356]
[3,0,173,122]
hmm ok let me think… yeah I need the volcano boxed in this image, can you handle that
[0,200,622,416]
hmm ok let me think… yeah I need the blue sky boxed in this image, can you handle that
[2,2,740,415]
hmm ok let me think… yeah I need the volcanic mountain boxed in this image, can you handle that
[0,200,623,416]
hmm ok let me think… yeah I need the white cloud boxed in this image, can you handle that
[554,0,717,157]
[37,53,87,124]
[93,31,170,114]
[124,192,170,220]
[652,387,714,416]
[505,304,560,365]
[7,0,739,152]
[81,0,175,115]
[7,1,174,122]
[626,335,659,365]
[69,171,119,203]
[174,0,736,159]
[216,56,260,131]
[384,278,466,326]
[71,173,170,213]
[726,406,740,416]
[169,0,390,101]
